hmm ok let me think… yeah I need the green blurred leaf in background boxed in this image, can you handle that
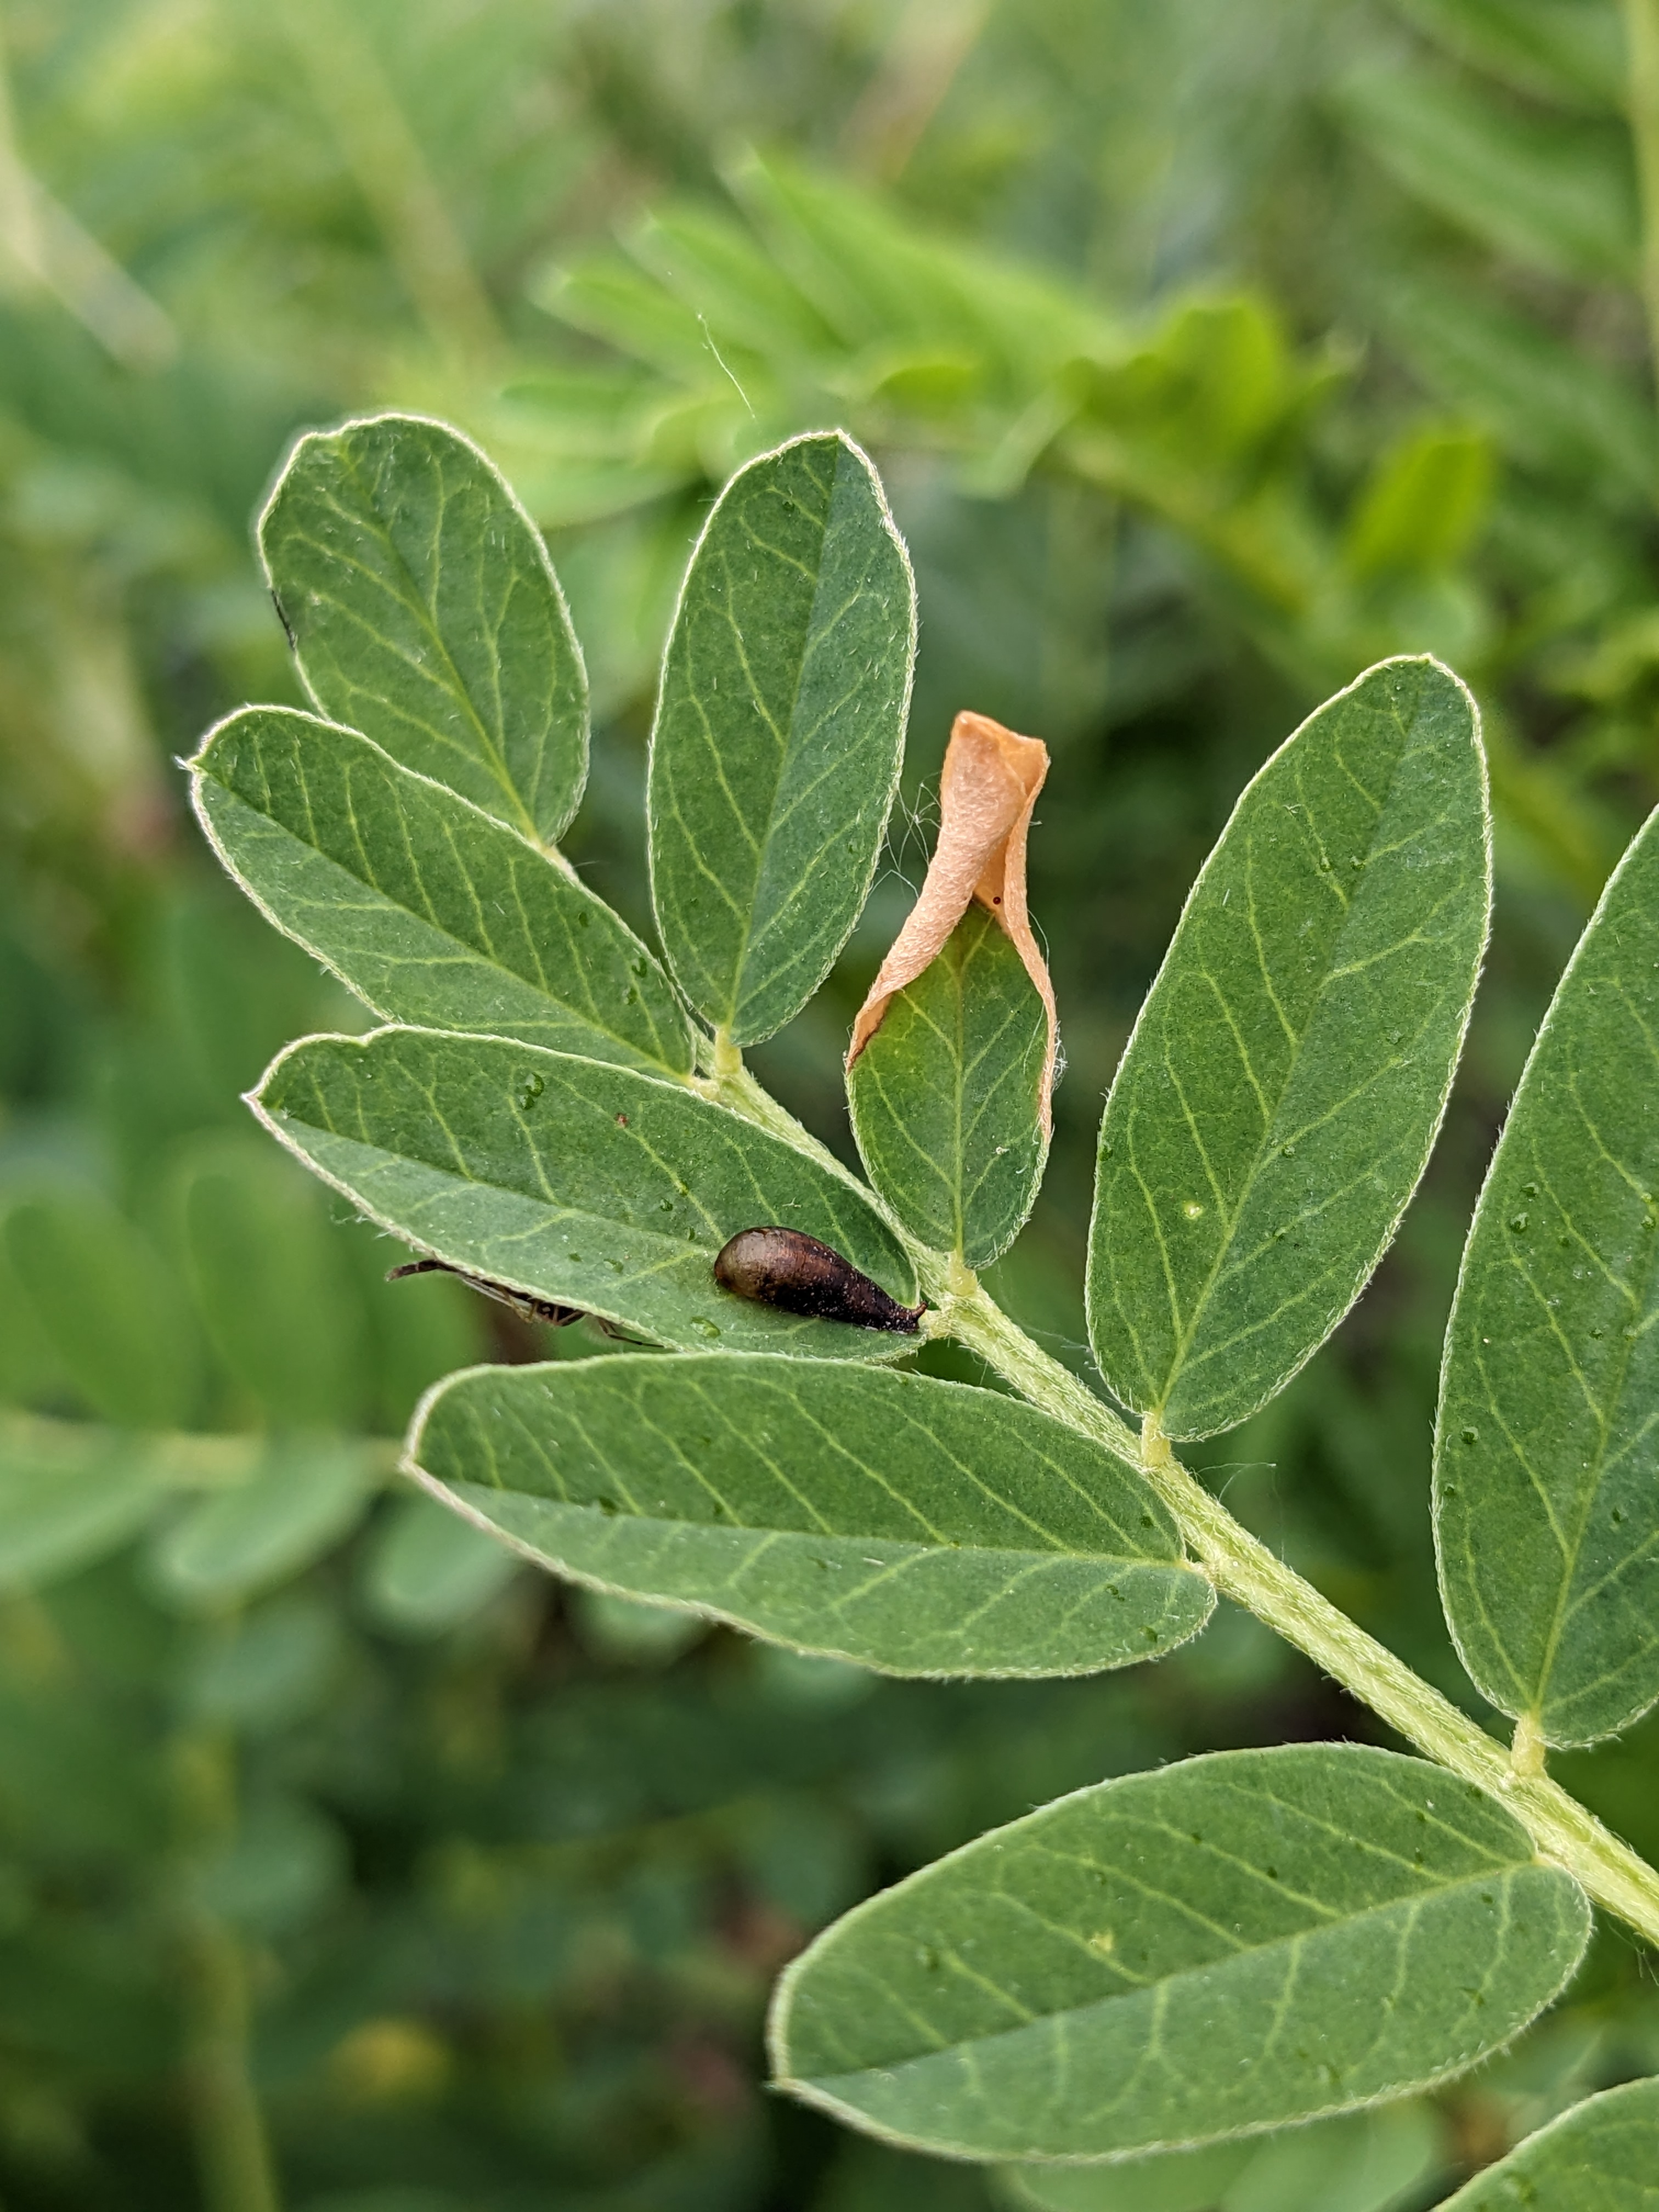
[4,0,1659,2204]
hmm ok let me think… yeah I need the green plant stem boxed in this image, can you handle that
[171,1725,283,2212]
[710,1052,1659,1942]
[1626,0,1659,402]
[945,1283,1659,1951]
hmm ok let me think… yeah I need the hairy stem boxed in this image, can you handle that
[709,1058,1659,1942]
[949,1284,1659,1951]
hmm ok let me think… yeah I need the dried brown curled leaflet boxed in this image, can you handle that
[848,710,1058,1132]
[712,1229,926,1334]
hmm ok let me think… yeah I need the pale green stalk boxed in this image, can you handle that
[171,1723,283,2212]
[951,1285,1659,1951]
[710,1053,1659,1952]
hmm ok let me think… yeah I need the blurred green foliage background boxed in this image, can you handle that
[2,2,1659,2205]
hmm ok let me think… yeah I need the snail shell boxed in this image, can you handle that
[712,1227,924,1334]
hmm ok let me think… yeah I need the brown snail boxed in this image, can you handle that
[712,1228,924,1334]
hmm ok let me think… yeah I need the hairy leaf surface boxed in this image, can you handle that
[408,1355,1211,1678]
[191,707,691,1077]
[648,430,914,1044]
[771,1743,1587,2163]
[848,909,1049,1267]
[252,1027,916,1358]
[1088,657,1488,1439]
[1438,2078,1659,2210]
[260,413,588,842]
[1436,803,1659,1745]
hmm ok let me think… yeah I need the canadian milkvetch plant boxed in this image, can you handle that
[189,411,1659,2203]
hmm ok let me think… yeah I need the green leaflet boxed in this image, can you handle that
[1088,656,1489,1440]
[360,1492,518,1637]
[252,1026,917,1359]
[0,1414,167,1589]
[148,1441,377,1605]
[172,1132,366,1429]
[1338,68,1637,287]
[848,909,1049,1268]
[997,2100,1442,2212]
[1386,0,1625,111]
[407,1354,1211,1678]
[770,1743,1588,2163]
[648,430,915,1045]
[191,707,692,1078]
[1436,803,1659,1746]
[1438,2078,1659,2210]
[3,1188,202,1430]
[259,413,588,843]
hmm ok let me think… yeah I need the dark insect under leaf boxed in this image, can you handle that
[712,1228,924,1333]
[388,1258,589,1330]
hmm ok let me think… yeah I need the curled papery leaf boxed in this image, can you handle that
[848,712,1057,1131]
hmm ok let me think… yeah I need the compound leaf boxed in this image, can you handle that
[1088,656,1489,1439]
[1438,2078,1659,2211]
[771,1743,1587,2163]
[252,1026,916,1359]
[191,707,692,1078]
[648,430,915,1045]
[260,413,588,843]
[407,1353,1211,1678]
[849,909,1049,1267]
[1436,801,1659,1745]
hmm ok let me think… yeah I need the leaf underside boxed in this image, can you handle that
[1437,800,1659,1745]
[771,1742,1587,2163]
[998,2099,1441,2212]
[408,1353,1212,1678]
[1088,655,1489,1440]
[849,907,1049,1268]
[192,707,692,1078]
[648,430,915,1045]
[253,1026,916,1359]
[1438,2078,1659,2210]
[261,413,588,843]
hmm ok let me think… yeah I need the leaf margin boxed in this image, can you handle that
[767,1739,1590,2165]
[645,424,918,1047]
[243,1021,922,1359]
[401,1348,1216,1680]
[257,407,592,845]
[1433,794,1659,1747]
[1085,651,1493,1440]
[187,701,697,1080]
